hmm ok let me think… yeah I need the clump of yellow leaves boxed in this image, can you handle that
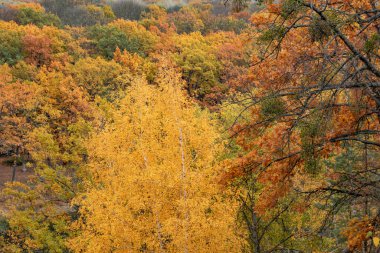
[69,63,241,252]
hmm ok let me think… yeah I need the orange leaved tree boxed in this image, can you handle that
[224,0,380,251]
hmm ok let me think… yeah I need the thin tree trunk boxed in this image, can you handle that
[251,206,261,253]
[11,161,16,182]
[11,146,20,182]
[178,127,189,253]
[156,217,164,252]
[22,157,27,172]
[246,192,260,253]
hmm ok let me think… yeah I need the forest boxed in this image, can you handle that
[0,0,379,252]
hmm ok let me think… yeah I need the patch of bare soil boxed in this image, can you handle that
[0,157,34,189]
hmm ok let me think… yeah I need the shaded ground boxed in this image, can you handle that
[0,157,33,188]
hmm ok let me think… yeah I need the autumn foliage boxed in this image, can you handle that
[0,0,379,252]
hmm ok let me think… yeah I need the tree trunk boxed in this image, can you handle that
[11,161,16,182]
[11,146,20,182]
[22,159,27,172]
[251,206,261,253]
[179,126,189,253]
[156,217,164,252]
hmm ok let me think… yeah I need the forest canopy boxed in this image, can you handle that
[0,0,379,252]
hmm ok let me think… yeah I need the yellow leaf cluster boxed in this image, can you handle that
[69,64,241,252]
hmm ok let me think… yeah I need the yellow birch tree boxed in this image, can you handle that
[69,63,241,253]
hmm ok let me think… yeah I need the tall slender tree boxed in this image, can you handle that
[69,62,241,252]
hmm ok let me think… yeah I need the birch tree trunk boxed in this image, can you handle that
[178,126,189,253]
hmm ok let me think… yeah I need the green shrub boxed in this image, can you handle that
[0,30,23,65]
[16,7,61,27]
